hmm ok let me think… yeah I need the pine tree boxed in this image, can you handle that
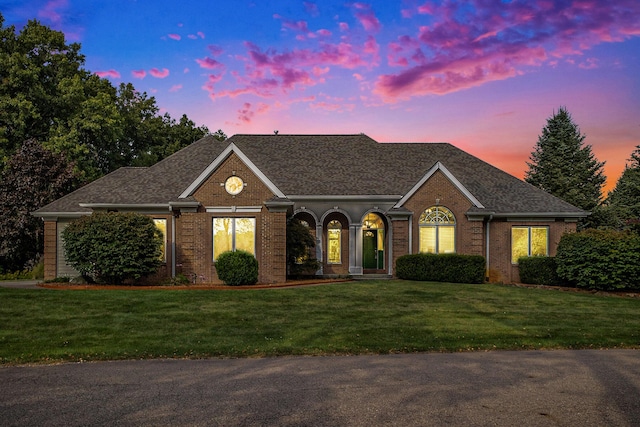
[607,145,640,231]
[525,107,606,212]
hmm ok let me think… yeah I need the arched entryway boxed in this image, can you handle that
[362,212,386,272]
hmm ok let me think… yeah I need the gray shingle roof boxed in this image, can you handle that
[34,134,587,217]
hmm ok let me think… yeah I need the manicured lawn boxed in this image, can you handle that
[1,280,639,364]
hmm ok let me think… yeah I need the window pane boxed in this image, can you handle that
[511,227,529,263]
[328,229,341,263]
[235,218,255,255]
[153,219,167,262]
[438,226,455,254]
[531,227,548,257]
[419,226,436,253]
[213,218,233,260]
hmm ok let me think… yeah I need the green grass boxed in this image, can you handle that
[1,280,639,364]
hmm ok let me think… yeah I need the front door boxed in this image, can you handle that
[363,230,377,269]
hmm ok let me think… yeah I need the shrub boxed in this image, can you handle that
[518,256,564,286]
[556,229,640,291]
[62,212,163,284]
[396,253,485,284]
[215,250,259,286]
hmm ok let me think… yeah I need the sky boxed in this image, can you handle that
[2,0,640,193]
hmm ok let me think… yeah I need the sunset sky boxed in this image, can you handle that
[3,0,640,193]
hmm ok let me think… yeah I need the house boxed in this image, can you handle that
[33,134,588,284]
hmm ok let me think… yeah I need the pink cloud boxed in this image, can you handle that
[150,68,170,78]
[196,57,224,69]
[95,69,120,79]
[197,31,205,39]
[36,0,83,40]
[375,0,640,101]
[168,33,181,40]
[132,70,146,79]
[207,45,224,56]
[238,102,270,123]
[339,22,349,32]
[304,2,319,17]
[352,3,381,32]
[169,84,183,92]
[317,29,332,37]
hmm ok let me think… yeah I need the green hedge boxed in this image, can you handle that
[396,253,485,284]
[518,256,564,286]
[556,229,640,291]
[215,250,259,286]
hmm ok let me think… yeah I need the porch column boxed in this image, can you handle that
[349,223,363,275]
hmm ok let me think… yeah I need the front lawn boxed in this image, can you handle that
[1,280,639,364]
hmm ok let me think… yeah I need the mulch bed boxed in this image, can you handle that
[38,278,353,291]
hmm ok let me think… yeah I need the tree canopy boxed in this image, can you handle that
[606,145,640,231]
[525,107,606,213]
[0,13,219,271]
[0,13,211,181]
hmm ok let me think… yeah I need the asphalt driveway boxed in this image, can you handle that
[1,349,639,426]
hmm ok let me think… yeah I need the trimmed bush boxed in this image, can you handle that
[518,256,564,286]
[556,229,640,291]
[63,212,163,284]
[215,250,259,286]
[396,253,485,284]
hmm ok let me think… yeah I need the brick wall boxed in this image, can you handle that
[177,152,287,284]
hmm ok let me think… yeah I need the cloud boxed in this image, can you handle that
[150,68,170,78]
[36,0,83,40]
[352,3,381,33]
[237,102,270,123]
[132,70,146,79]
[304,2,319,17]
[375,0,640,101]
[169,84,183,92]
[196,57,224,69]
[168,33,181,40]
[95,69,121,79]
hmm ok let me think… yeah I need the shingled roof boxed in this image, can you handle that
[34,134,587,217]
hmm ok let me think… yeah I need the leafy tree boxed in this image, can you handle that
[62,212,163,284]
[0,140,77,270]
[525,107,606,214]
[1,13,212,179]
[286,216,316,272]
[607,145,640,232]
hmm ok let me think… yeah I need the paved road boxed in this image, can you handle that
[1,350,639,426]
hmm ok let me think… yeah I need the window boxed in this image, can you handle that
[511,226,549,263]
[419,206,456,254]
[213,218,256,260]
[153,219,167,262]
[327,220,342,264]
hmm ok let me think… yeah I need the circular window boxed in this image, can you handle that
[224,176,244,195]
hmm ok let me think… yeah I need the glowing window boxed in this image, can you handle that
[327,220,342,264]
[511,226,548,263]
[213,218,255,260]
[419,206,456,254]
[153,219,167,262]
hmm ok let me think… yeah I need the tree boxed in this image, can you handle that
[0,140,77,270]
[607,145,640,232]
[286,216,318,276]
[525,107,606,213]
[62,212,163,284]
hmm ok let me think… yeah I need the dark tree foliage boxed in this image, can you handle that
[0,140,77,270]
[287,216,318,274]
[62,212,163,284]
[0,13,212,180]
[607,145,640,232]
[525,107,606,214]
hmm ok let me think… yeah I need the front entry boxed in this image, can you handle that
[362,213,385,271]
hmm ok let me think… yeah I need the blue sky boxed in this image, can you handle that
[2,0,640,192]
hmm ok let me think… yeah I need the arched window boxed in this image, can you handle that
[419,206,456,254]
[327,220,342,264]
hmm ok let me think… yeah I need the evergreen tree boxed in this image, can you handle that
[525,107,606,212]
[607,145,640,232]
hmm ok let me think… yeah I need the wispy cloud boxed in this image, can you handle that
[168,33,181,40]
[169,84,183,92]
[132,70,146,79]
[150,68,170,78]
[95,69,121,79]
[352,3,381,33]
[374,0,640,101]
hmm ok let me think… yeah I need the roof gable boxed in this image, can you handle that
[179,142,286,199]
[394,161,484,209]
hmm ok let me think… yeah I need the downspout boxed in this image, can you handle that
[485,214,493,281]
[171,213,177,278]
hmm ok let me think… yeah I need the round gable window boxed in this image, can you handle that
[224,176,244,195]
